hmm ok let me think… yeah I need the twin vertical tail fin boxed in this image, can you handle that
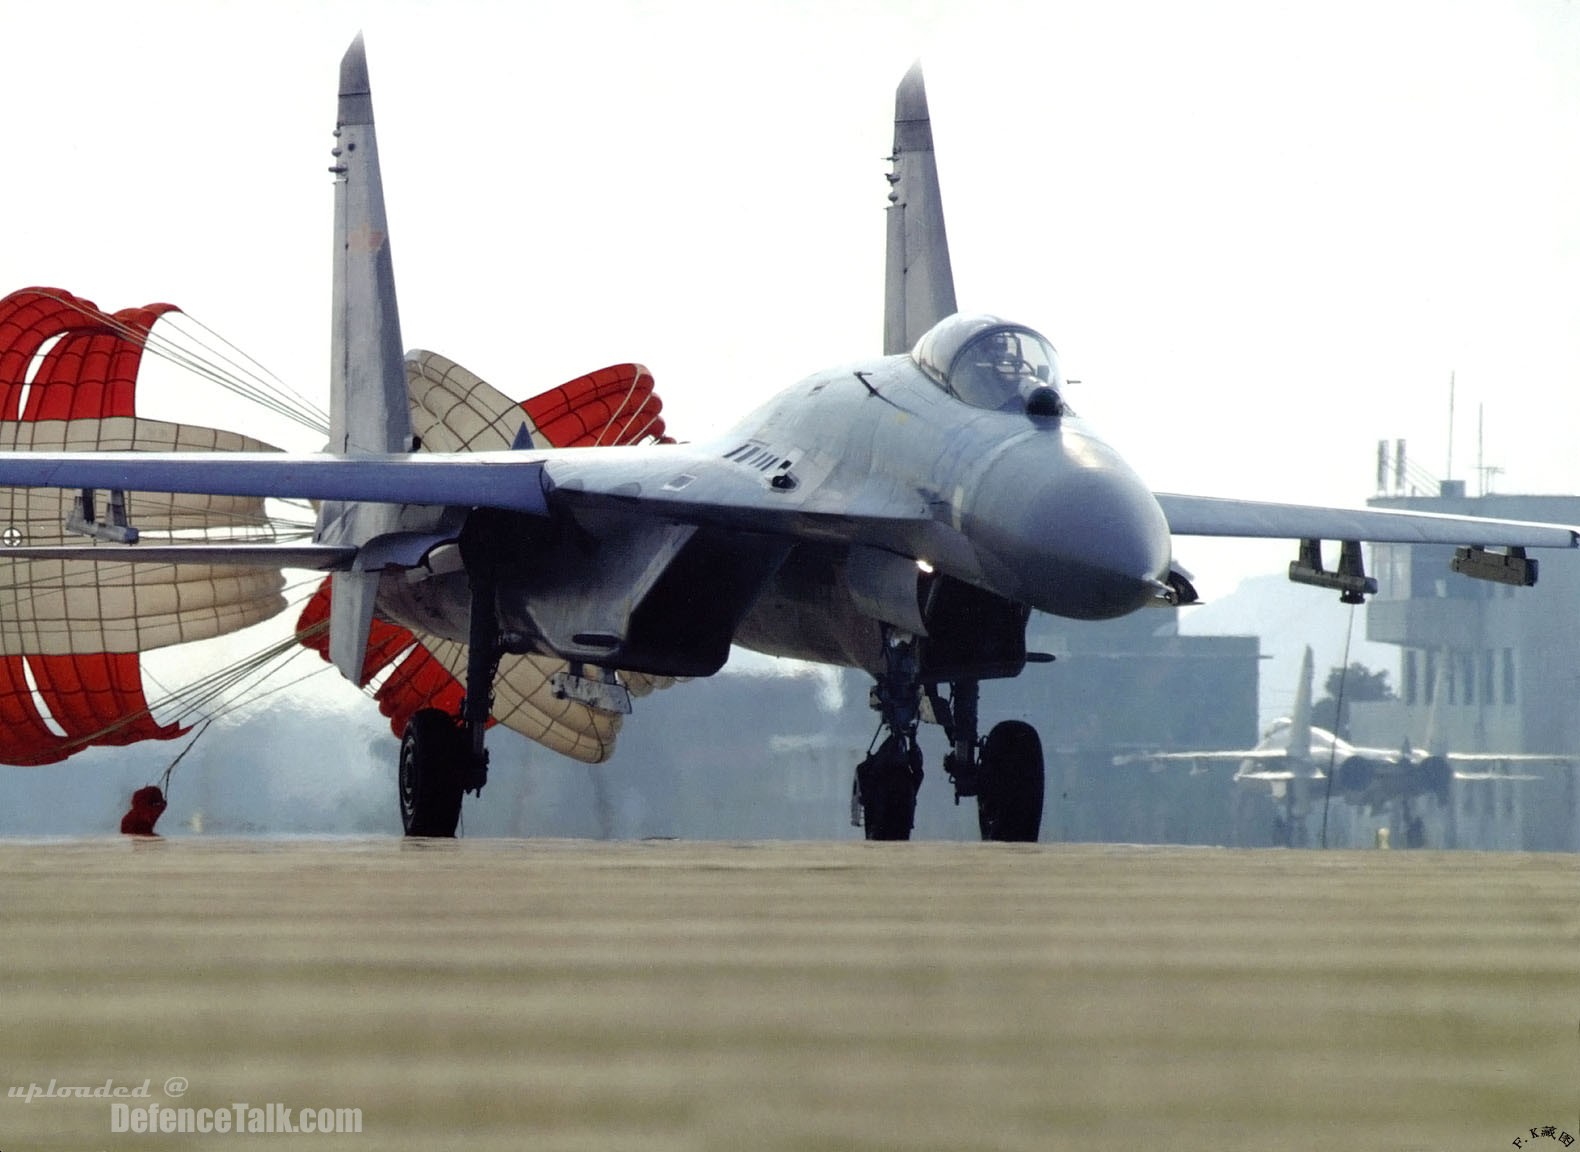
[319,33,415,681]
[882,64,957,355]
[1287,645,1315,762]
[1422,648,1448,758]
[327,33,411,458]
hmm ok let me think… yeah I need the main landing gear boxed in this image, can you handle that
[852,628,1045,842]
[399,709,478,836]
[398,568,498,837]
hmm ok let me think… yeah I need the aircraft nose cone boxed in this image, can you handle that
[1033,462,1173,617]
[965,432,1172,620]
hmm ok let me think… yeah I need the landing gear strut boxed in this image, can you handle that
[398,566,496,837]
[853,630,925,840]
[853,628,1046,843]
[930,680,1045,843]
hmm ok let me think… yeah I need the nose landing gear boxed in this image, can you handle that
[852,630,926,840]
[853,627,1046,842]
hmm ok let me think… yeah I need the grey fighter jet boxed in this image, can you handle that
[1116,646,1576,847]
[0,40,1573,841]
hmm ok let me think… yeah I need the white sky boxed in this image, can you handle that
[4,0,1580,705]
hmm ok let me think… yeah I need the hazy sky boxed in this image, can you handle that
[8,1,1579,581]
[2,0,1578,801]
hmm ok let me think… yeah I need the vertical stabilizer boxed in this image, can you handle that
[321,33,411,682]
[883,64,957,355]
[1288,645,1314,762]
[328,33,411,457]
[1423,648,1448,758]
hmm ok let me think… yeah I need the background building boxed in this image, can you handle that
[1356,480,1580,850]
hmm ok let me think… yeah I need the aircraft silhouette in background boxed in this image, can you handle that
[1117,646,1576,846]
[0,36,1574,840]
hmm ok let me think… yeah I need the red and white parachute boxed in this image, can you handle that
[0,288,287,765]
[0,287,678,767]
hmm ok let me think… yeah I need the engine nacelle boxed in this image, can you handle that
[1335,755,1379,796]
[733,546,1029,680]
[1408,755,1453,801]
[845,546,928,635]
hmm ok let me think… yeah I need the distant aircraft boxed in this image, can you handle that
[1116,646,1574,846]
[0,37,1575,841]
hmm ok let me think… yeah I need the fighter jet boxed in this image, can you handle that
[0,38,1574,841]
[1116,646,1574,846]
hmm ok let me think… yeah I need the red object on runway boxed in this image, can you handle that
[119,786,167,836]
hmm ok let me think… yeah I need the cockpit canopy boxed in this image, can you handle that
[911,313,1068,415]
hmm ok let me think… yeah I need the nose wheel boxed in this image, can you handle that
[853,629,925,839]
[854,731,924,840]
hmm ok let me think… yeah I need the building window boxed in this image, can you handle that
[1425,650,1438,705]
[1502,648,1516,705]
[1405,650,1418,705]
[1482,650,1495,706]
[1461,652,1475,705]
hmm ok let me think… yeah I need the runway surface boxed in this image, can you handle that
[2,839,1577,1151]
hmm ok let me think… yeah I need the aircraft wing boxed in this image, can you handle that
[7,448,1573,575]
[0,443,957,566]
[1112,748,1290,765]
[1440,752,1580,765]
[1343,744,1579,767]
[0,450,551,513]
[536,446,968,562]
[1155,493,1580,548]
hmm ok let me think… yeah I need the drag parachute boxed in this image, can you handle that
[0,286,683,767]
[0,288,290,765]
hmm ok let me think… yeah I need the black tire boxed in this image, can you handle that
[977,720,1044,842]
[856,734,924,841]
[400,709,466,837]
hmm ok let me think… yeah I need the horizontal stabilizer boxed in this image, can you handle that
[0,542,356,570]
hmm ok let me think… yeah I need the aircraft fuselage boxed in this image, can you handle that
[721,348,1173,623]
[380,324,1175,682]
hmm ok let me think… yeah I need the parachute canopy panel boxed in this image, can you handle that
[0,287,293,764]
[0,652,184,766]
